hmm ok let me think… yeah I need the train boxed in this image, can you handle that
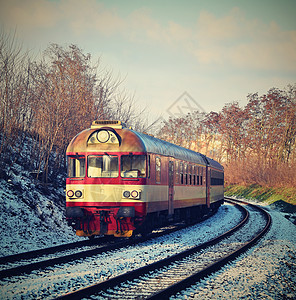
[66,120,224,238]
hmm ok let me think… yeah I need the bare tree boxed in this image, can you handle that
[29,44,98,181]
[0,29,32,161]
[94,68,148,130]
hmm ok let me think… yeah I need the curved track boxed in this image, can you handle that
[56,199,261,300]
[148,198,271,299]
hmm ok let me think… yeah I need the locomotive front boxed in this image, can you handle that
[66,120,148,238]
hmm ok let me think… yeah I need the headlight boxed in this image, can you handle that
[97,130,110,143]
[131,190,139,198]
[67,190,74,198]
[75,190,83,198]
[123,191,130,198]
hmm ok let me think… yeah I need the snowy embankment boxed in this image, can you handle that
[0,160,295,299]
[0,162,82,257]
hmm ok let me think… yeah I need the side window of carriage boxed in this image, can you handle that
[175,161,179,184]
[192,165,196,185]
[155,157,161,184]
[184,163,188,185]
[200,167,204,185]
[147,155,151,178]
[180,162,184,185]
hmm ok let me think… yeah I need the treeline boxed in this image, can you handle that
[0,31,146,182]
[1,30,295,188]
[157,86,296,188]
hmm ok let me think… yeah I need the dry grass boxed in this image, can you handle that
[225,184,296,206]
[224,158,296,188]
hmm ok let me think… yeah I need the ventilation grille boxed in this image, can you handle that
[91,120,127,129]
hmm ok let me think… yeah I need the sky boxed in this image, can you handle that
[1,0,296,125]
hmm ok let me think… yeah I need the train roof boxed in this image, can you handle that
[132,130,204,165]
[67,120,223,170]
[202,156,224,170]
[131,130,223,170]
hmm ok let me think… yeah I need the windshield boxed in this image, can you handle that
[88,155,118,178]
[67,155,85,178]
[121,154,146,178]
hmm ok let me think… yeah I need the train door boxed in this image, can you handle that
[168,161,174,215]
[206,166,211,208]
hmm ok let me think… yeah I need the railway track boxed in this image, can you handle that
[0,219,194,279]
[0,236,110,269]
[56,198,271,300]
[0,235,123,279]
[0,200,265,299]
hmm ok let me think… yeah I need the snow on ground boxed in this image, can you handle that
[174,206,296,299]
[0,203,242,299]
[0,162,82,257]
[0,160,295,299]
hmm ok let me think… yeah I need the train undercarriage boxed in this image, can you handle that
[66,199,224,238]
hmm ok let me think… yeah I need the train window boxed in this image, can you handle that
[210,170,224,185]
[184,163,188,185]
[180,162,184,185]
[193,174,196,185]
[88,155,118,178]
[211,178,224,185]
[67,155,85,178]
[156,157,161,183]
[188,165,192,185]
[147,155,150,178]
[175,161,179,184]
[121,154,146,178]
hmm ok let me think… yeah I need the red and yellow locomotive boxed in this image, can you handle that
[66,120,224,237]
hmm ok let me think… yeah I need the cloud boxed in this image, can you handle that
[191,8,296,71]
[58,0,125,36]
[127,9,192,45]
[0,0,124,35]
[234,25,296,71]
[196,8,244,41]
[229,33,296,71]
[125,7,296,71]
[0,0,60,29]
[127,8,164,43]
[1,1,295,72]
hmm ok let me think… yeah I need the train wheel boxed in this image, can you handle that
[184,208,194,225]
[138,216,153,237]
